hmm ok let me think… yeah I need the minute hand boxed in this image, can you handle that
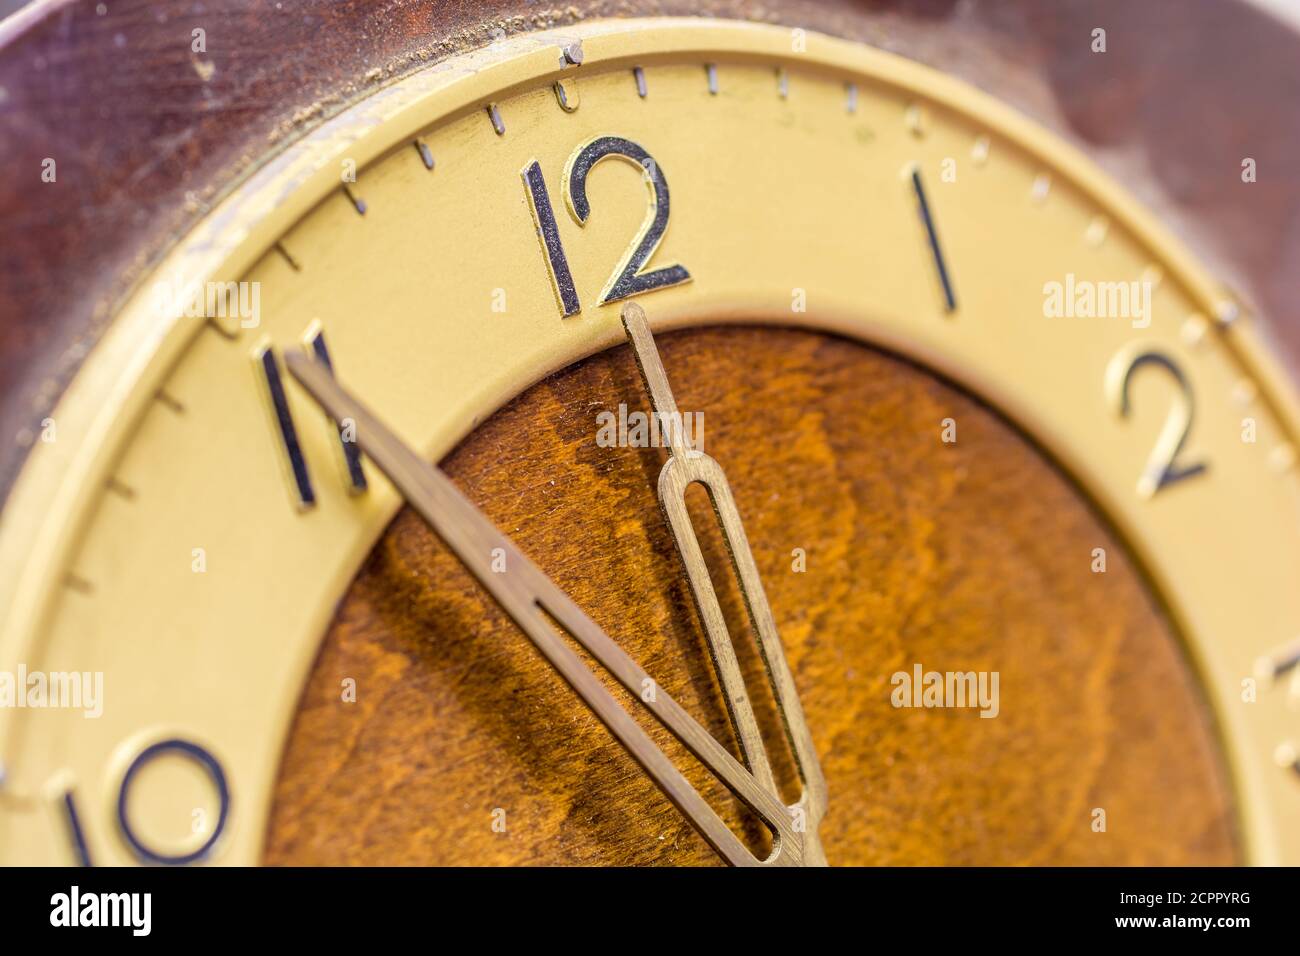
[284,349,805,866]
[621,302,828,866]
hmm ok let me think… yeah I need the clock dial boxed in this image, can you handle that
[267,323,1237,866]
[0,18,1297,866]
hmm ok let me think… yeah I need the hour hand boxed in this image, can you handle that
[621,302,828,865]
[284,348,808,866]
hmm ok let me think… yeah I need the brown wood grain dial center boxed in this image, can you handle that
[264,326,1237,866]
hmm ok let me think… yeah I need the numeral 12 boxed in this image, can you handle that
[523,136,691,318]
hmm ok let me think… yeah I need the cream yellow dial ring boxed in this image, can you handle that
[0,17,1297,865]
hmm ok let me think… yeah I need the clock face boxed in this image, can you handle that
[1,18,1298,866]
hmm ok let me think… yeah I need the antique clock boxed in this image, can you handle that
[1,0,1298,867]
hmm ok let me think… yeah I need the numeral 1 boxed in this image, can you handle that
[307,326,368,494]
[910,166,957,314]
[256,344,315,508]
[522,160,580,317]
[60,789,93,866]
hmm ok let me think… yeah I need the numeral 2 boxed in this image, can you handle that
[523,136,691,317]
[1106,346,1208,497]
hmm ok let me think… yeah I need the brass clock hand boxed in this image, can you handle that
[620,302,828,866]
[284,348,807,866]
